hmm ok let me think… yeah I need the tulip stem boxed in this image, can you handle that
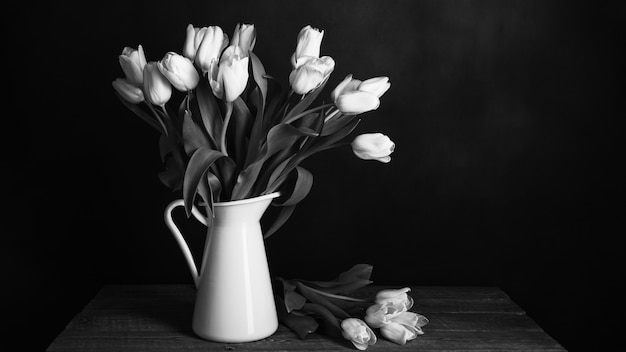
[283,103,334,125]
[220,102,234,157]
[145,102,169,136]
[324,108,341,123]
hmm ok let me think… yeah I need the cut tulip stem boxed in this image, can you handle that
[220,102,234,157]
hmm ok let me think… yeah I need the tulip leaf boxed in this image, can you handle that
[337,264,374,282]
[283,77,329,123]
[300,302,341,332]
[271,166,313,206]
[232,97,253,167]
[274,295,319,340]
[157,155,183,191]
[231,124,315,200]
[195,77,222,148]
[296,282,350,319]
[321,114,357,136]
[182,108,211,156]
[263,204,296,239]
[182,147,232,217]
[250,52,268,104]
[300,279,374,295]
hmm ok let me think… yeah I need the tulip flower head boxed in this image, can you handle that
[378,311,429,345]
[112,78,144,104]
[365,288,428,345]
[232,23,256,54]
[291,25,324,68]
[187,25,229,73]
[289,56,335,95]
[209,45,249,102]
[119,45,147,86]
[351,133,395,163]
[331,75,391,115]
[158,52,200,91]
[143,62,172,106]
[341,318,377,351]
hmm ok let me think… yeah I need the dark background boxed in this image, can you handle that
[4,0,623,351]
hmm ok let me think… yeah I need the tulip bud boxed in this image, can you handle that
[158,52,200,91]
[379,312,428,345]
[341,318,377,351]
[209,45,249,102]
[196,26,229,73]
[331,75,390,114]
[232,23,256,54]
[143,62,172,106]
[183,24,198,60]
[288,56,335,95]
[358,77,391,98]
[119,45,147,86]
[112,78,144,104]
[291,25,324,68]
[351,133,395,163]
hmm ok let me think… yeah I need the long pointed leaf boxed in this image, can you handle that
[263,204,296,239]
[182,147,230,216]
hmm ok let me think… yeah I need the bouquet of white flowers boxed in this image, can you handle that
[112,23,395,237]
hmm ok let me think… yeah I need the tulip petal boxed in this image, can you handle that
[336,91,380,114]
[380,322,412,345]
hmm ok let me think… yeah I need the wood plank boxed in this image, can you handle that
[47,285,565,352]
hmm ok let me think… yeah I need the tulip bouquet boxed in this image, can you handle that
[113,23,395,234]
[275,264,429,350]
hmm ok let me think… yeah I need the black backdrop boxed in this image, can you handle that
[5,0,622,351]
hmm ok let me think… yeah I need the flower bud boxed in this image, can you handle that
[341,318,377,351]
[183,24,198,60]
[232,23,256,53]
[379,312,428,345]
[195,26,229,72]
[119,45,147,86]
[158,52,199,91]
[112,78,144,104]
[358,77,391,98]
[332,75,390,114]
[143,62,172,106]
[351,133,395,163]
[291,25,324,68]
[209,45,249,102]
[288,56,335,95]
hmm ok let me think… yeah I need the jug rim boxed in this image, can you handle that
[214,192,281,207]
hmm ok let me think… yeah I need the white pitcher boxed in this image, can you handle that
[164,192,280,342]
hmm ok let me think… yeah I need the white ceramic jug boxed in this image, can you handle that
[164,192,280,342]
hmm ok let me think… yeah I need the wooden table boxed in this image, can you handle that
[47,285,565,351]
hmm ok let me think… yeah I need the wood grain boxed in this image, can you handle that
[47,285,566,351]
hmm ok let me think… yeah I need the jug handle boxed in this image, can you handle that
[164,199,207,288]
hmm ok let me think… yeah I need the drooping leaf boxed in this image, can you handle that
[182,147,231,216]
[182,109,211,156]
[263,204,296,239]
[269,166,313,205]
